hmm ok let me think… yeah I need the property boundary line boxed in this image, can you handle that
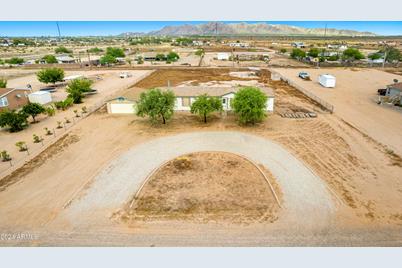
[269,68,334,113]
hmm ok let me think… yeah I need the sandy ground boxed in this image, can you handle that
[0,69,153,176]
[272,68,402,156]
[121,152,280,224]
[0,68,401,245]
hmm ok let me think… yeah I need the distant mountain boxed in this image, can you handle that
[120,22,376,37]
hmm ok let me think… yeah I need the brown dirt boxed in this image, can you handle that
[134,68,255,88]
[0,133,79,192]
[121,152,280,224]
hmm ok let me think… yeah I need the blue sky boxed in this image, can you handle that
[0,21,401,36]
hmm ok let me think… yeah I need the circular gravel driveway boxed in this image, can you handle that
[64,131,336,229]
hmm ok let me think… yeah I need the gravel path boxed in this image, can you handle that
[60,131,336,230]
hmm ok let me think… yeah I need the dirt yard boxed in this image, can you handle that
[121,152,280,224]
[272,68,402,156]
[0,68,401,245]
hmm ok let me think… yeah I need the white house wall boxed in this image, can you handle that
[107,103,136,114]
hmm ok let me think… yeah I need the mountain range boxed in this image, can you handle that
[120,22,376,37]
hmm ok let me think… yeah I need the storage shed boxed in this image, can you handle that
[318,74,336,88]
[28,91,52,105]
[217,53,230,61]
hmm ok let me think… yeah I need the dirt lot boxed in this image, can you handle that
[121,152,280,224]
[272,68,402,156]
[0,68,401,245]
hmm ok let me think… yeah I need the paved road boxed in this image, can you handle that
[60,131,336,230]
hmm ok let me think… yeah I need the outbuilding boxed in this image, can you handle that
[217,53,230,61]
[318,74,336,88]
[28,91,52,105]
[106,97,136,114]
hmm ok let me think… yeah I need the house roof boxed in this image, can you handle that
[0,88,31,98]
[388,82,402,91]
[159,86,274,98]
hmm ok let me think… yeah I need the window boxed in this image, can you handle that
[222,98,226,104]
[182,97,190,107]
[0,97,9,107]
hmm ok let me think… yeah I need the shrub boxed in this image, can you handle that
[32,134,43,143]
[0,150,11,162]
[0,78,7,88]
[0,110,29,132]
[55,46,72,54]
[290,48,306,59]
[42,54,58,64]
[66,79,93,104]
[15,141,28,152]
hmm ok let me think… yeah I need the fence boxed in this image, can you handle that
[269,69,334,113]
[0,71,154,179]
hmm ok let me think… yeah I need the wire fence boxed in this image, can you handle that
[0,71,153,179]
[270,69,334,113]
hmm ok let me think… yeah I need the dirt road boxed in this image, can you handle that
[58,131,336,231]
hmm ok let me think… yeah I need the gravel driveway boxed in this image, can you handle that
[61,131,336,230]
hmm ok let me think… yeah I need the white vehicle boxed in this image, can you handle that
[119,72,132,79]
[318,74,336,88]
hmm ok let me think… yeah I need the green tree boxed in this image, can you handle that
[195,49,204,56]
[5,57,24,65]
[280,48,287,53]
[232,87,267,125]
[167,51,180,62]
[290,48,306,59]
[37,68,65,84]
[21,103,46,123]
[308,48,320,58]
[100,54,117,65]
[368,53,382,60]
[55,46,72,54]
[66,79,93,104]
[0,110,29,132]
[342,48,365,61]
[155,53,166,61]
[105,47,125,58]
[383,47,402,63]
[136,88,175,124]
[137,56,144,64]
[42,54,58,64]
[87,47,103,54]
[190,94,222,123]
[0,78,6,88]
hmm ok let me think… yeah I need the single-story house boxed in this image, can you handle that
[106,86,275,114]
[0,88,31,111]
[159,86,275,112]
[229,42,249,48]
[56,55,76,64]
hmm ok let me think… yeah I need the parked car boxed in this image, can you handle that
[119,72,132,79]
[298,72,310,80]
[377,88,387,96]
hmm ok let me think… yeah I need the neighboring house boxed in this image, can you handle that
[56,55,76,64]
[0,88,31,111]
[292,42,305,48]
[385,82,402,105]
[217,52,230,60]
[229,42,249,48]
[160,86,275,112]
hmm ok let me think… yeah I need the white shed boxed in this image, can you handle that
[318,74,336,88]
[106,97,136,114]
[217,53,230,61]
[28,91,52,105]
